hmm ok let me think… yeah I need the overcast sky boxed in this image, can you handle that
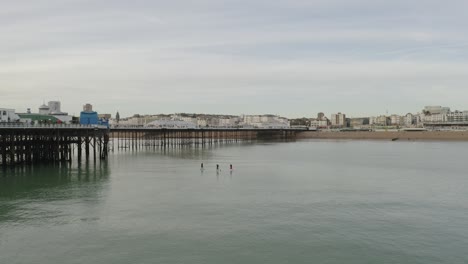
[1,0,468,118]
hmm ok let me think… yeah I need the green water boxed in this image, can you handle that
[1,140,468,263]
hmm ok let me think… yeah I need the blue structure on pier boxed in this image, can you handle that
[80,111,98,125]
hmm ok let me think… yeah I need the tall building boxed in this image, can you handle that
[404,113,414,127]
[390,115,402,126]
[48,101,61,114]
[317,112,325,120]
[83,104,93,112]
[331,113,346,127]
[47,101,68,115]
[373,115,389,126]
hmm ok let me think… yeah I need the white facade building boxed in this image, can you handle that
[0,108,20,122]
[390,115,402,126]
[370,115,389,126]
[242,115,289,128]
[309,119,328,128]
[446,111,468,123]
[404,113,414,127]
[197,118,208,127]
[38,104,50,115]
[423,113,447,124]
[219,118,238,127]
[145,120,197,129]
[330,113,346,127]
[47,101,68,115]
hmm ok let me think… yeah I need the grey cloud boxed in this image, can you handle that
[1,0,468,117]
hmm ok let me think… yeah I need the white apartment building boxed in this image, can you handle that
[0,108,20,122]
[197,118,208,127]
[145,120,197,129]
[219,118,239,127]
[446,111,468,123]
[48,101,67,115]
[243,115,290,128]
[330,113,346,127]
[404,113,414,127]
[423,113,447,124]
[370,115,389,126]
[390,115,402,126]
[172,114,198,125]
[309,119,328,128]
[38,104,50,115]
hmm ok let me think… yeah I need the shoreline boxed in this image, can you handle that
[296,131,468,141]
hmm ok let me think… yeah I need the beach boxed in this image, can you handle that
[296,130,468,141]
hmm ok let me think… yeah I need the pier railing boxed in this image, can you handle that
[0,123,108,129]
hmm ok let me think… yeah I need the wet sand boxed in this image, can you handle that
[296,131,468,141]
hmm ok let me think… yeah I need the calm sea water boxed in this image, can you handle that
[1,140,468,264]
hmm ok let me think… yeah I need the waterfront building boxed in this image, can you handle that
[311,113,329,128]
[370,115,389,126]
[172,114,198,125]
[423,113,447,124]
[38,104,50,115]
[414,115,422,127]
[0,108,20,122]
[80,103,98,125]
[390,115,402,126]
[404,113,414,127]
[243,115,289,128]
[219,117,239,127]
[309,119,328,128]
[18,113,60,124]
[47,101,68,115]
[317,112,325,120]
[349,118,369,128]
[145,120,197,129]
[80,111,98,125]
[423,106,450,115]
[33,101,72,123]
[446,111,468,123]
[330,113,346,127]
[98,114,112,120]
[197,118,208,127]
[48,101,60,113]
[116,115,160,127]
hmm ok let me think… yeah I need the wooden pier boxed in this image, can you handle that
[0,125,109,167]
[109,128,298,150]
[1,125,303,167]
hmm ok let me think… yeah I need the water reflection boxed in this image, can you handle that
[0,160,109,225]
[113,141,261,160]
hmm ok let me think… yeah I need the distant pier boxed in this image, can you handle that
[109,128,299,150]
[0,125,304,167]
